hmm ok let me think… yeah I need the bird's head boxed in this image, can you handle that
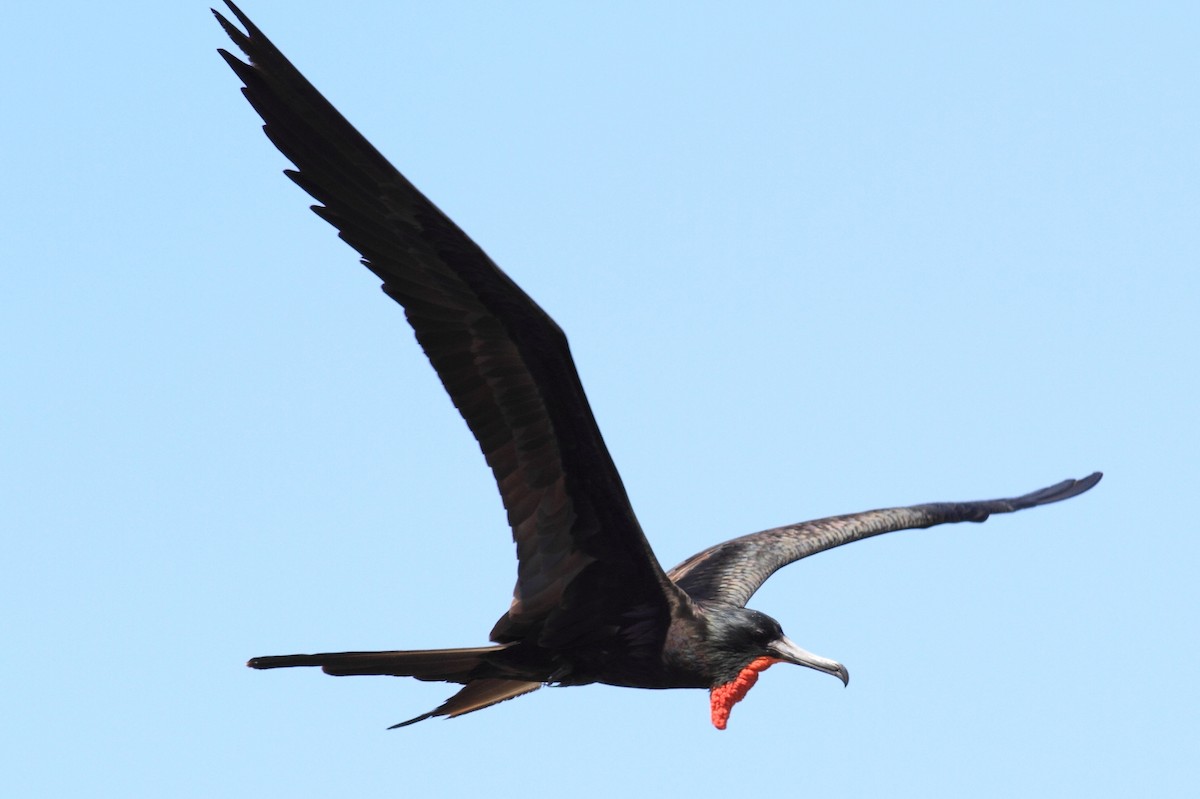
[705,607,848,730]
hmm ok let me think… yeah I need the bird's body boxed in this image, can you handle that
[215,1,1100,730]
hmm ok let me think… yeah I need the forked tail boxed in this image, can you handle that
[247,644,542,726]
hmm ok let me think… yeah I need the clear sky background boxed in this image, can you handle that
[3,1,1196,796]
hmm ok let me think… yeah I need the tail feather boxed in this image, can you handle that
[247,644,511,682]
[389,679,542,728]
[246,644,542,728]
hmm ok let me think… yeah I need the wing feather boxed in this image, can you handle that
[669,473,1102,606]
[215,1,679,648]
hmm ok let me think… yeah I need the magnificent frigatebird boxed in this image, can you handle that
[215,1,1101,730]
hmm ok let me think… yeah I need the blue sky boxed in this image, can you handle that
[3,1,1196,796]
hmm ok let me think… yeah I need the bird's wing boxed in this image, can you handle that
[668,473,1101,607]
[215,2,682,649]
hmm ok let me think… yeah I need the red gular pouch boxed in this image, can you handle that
[709,656,780,730]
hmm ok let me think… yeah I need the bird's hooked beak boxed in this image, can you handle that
[767,635,849,686]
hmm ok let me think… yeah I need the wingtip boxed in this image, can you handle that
[210,3,239,38]
[217,0,253,32]
[1016,471,1103,509]
[1063,470,1104,499]
[1075,471,1103,496]
[213,0,267,59]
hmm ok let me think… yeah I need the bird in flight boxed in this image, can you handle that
[215,1,1100,730]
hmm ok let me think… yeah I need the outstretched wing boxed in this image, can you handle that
[215,1,680,649]
[668,473,1102,607]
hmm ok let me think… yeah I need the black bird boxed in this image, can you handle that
[215,1,1101,730]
